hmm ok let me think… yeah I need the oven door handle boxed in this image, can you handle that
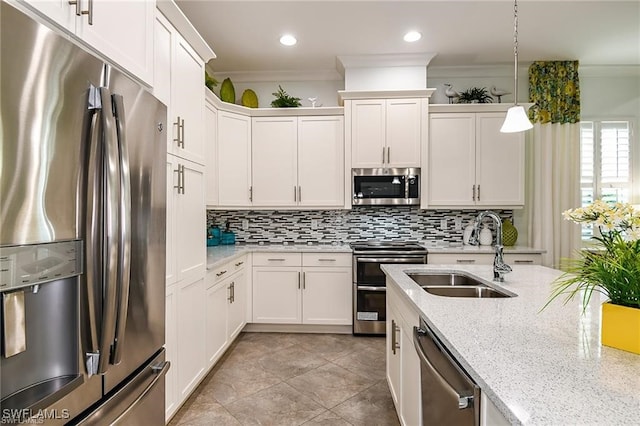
[356,286,387,292]
[356,257,425,263]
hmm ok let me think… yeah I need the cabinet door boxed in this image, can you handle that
[205,101,218,206]
[428,113,476,206]
[77,0,154,85]
[386,302,401,408]
[251,117,298,206]
[351,100,386,168]
[298,116,345,207]
[205,281,228,368]
[475,113,525,207]
[302,268,351,325]
[177,277,206,400]
[218,111,252,206]
[227,269,247,339]
[400,323,421,426]
[252,268,301,323]
[166,155,178,286]
[153,12,172,112]
[176,159,206,284]
[164,283,178,421]
[171,34,205,164]
[23,0,75,31]
[386,99,421,168]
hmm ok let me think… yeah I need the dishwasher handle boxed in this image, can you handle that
[413,326,475,410]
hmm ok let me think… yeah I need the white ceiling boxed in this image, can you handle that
[175,0,640,78]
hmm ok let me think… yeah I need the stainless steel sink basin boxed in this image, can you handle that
[422,286,511,298]
[407,272,514,298]
[407,273,484,287]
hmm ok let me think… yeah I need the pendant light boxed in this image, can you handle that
[500,0,533,133]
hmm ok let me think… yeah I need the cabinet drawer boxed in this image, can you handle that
[252,252,302,267]
[504,253,542,265]
[427,253,492,265]
[302,252,351,267]
[208,255,247,287]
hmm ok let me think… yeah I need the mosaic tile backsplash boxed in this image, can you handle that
[207,207,513,245]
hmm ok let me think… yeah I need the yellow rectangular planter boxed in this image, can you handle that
[601,302,640,355]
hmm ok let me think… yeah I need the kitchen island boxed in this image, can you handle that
[382,263,640,425]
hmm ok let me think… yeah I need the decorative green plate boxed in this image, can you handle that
[220,78,235,103]
[241,89,259,108]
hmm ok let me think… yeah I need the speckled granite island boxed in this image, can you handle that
[382,263,640,425]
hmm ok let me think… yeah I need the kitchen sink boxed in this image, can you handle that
[407,272,515,298]
[407,272,484,287]
[422,286,511,298]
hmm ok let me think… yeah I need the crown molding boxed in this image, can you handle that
[157,0,215,62]
[336,53,436,76]
[208,69,343,83]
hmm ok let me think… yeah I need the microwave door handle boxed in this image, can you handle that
[110,94,131,366]
[84,86,103,366]
[97,86,121,375]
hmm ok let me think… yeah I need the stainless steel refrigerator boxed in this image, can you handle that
[1,2,168,424]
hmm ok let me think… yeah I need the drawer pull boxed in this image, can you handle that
[235,261,244,267]
[514,260,534,264]
[318,258,336,262]
[216,270,227,277]
[456,259,476,264]
[267,258,286,261]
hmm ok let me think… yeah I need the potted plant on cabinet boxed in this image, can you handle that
[545,200,640,354]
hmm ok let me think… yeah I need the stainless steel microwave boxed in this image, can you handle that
[352,168,420,206]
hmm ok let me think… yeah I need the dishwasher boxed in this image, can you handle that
[413,318,480,425]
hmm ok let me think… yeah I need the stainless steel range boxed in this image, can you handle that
[351,241,427,335]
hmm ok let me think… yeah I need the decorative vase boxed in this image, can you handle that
[479,224,493,246]
[601,302,640,355]
[463,223,474,245]
[502,219,518,246]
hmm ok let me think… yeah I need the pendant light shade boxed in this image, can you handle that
[500,0,533,133]
[501,105,533,133]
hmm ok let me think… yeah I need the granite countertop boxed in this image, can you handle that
[381,263,640,425]
[206,243,352,270]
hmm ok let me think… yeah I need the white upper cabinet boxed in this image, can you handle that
[154,12,206,164]
[252,117,298,206]
[427,110,525,208]
[217,111,252,207]
[205,98,218,207]
[24,0,154,85]
[297,116,344,207]
[350,98,424,168]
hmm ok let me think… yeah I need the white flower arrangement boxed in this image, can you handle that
[562,200,640,241]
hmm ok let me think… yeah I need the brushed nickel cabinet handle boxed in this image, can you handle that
[249,186,253,202]
[216,270,227,277]
[68,0,81,16]
[235,261,244,267]
[514,259,534,264]
[298,271,301,289]
[387,146,391,164]
[456,259,476,264]
[318,258,336,262]
[267,258,286,262]
[298,186,301,202]
[294,186,297,202]
[302,272,305,290]
[477,185,480,201]
[472,185,476,202]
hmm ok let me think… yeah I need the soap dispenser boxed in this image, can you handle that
[463,222,474,245]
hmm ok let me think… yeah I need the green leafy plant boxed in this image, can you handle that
[205,71,218,92]
[543,200,640,312]
[270,85,301,108]
[457,87,493,104]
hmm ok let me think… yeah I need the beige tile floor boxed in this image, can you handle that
[168,332,400,426]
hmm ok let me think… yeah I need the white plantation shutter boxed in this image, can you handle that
[580,120,633,240]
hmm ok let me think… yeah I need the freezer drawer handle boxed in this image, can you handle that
[110,361,170,425]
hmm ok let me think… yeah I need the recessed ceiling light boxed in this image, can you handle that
[280,34,297,46]
[403,31,422,43]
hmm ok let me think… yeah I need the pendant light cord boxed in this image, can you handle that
[513,0,519,105]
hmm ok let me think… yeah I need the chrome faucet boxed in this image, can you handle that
[468,211,512,282]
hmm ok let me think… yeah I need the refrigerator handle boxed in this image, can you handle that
[97,86,121,375]
[85,87,103,364]
[110,94,132,366]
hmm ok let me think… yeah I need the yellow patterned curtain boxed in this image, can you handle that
[528,60,580,124]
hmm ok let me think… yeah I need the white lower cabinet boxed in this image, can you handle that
[386,284,421,425]
[165,282,178,420]
[252,252,351,325]
[176,277,206,401]
[205,255,248,367]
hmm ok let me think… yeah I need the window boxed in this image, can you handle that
[580,120,633,240]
